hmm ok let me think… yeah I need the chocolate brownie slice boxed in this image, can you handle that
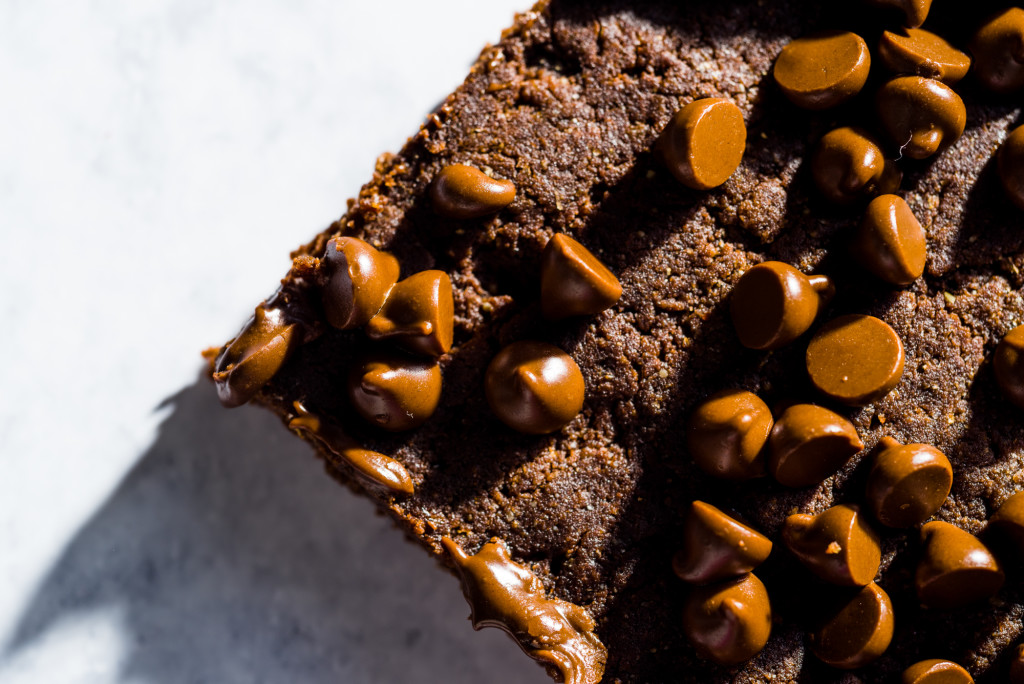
[210,0,1024,681]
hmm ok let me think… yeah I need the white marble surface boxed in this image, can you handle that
[0,1,546,682]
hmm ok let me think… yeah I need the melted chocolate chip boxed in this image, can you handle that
[769,404,864,488]
[869,0,932,28]
[878,28,971,84]
[902,659,974,684]
[213,304,298,408]
[783,504,881,586]
[810,583,894,670]
[317,237,400,330]
[969,8,1024,94]
[672,501,773,585]
[540,234,622,320]
[659,98,746,190]
[876,76,966,160]
[348,351,442,432]
[430,164,517,219]
[485,341,585,435]
[988,491,1024,559]
[812,127,902,205]
[682,574,772,666]
[687,389,772,480]
[442,537,606,684]
[366,270,454,357]
[995,324,1024,409]
[806,314,905,406]
[999,124,1024,211]
[866,437,952,528]
[853,194,927,286]
[730,261,834,350]
[916,521,1004,610]
[288,402,414,495]
[773,31,871,110]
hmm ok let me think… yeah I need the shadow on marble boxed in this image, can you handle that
[6,378,544,684]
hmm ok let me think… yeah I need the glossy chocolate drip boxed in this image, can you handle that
[289,402,414,495]
[213,303,299,408]
[317,236,400,330]
[442,537,606,684]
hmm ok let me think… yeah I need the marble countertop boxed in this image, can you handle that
[0,1,546,681]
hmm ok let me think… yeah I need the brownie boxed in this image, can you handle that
[210,1,1024,682]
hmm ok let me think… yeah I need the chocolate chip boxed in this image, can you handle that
[853,194,927,286]
[969,8,1024,94]
[485,341,585,434]
[806,314,905,406]
[1012,644,1024,684]
[868,0,932,28]
[672,501,773,584]
[995,324,1024,409]
[916,521,1004,610]
[866,437,953,528]
[878,28,971,84]
[659,98,747,190]
[682,574,772,666]
[773,31,871,110]
[430,163,516,219]
[540,234,622,320]
[442,537,607,684]
[317,237,400,330]
[783,504,881,586]
[769,404,864,488]
[876,76,966,160]
[289,403,414,495]
[810,582,894,669]
[213,304,298,408]
[988,491,1024,559]
[999,124,1024,211]
[366,270,454,357]
[687,389,772,480]
[348,350,442,432]
[812,127,902,205]
[902,659,974,684]
[730,261,834,350]
[340,445,415,494]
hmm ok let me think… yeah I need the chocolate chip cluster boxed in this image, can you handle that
[677,1,1024,678]
[482,230,622,435]
[212,231,457,496]
[316,236,454,432]
[686,380,1023,674]
[672,501,773,665]
[431,163,624,436]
